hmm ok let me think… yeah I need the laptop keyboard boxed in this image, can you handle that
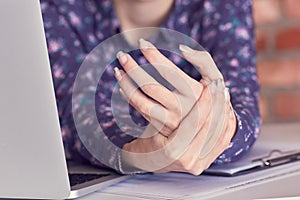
[68,173,110,186]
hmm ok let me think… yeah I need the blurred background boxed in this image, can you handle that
[253,0,300,123]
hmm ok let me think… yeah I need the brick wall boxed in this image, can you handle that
[253,0,300,123]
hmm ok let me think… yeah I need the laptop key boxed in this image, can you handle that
[69,173,110,186]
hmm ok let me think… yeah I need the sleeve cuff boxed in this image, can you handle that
[214,111,257,165]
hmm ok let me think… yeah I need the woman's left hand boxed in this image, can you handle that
[114,39,204,137]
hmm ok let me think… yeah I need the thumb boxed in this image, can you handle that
[179,44,223,85]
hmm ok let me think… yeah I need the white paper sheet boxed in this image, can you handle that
[96,123,300,200]
[97,162,300,200]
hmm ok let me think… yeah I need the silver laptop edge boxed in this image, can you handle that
[0,1,127,199]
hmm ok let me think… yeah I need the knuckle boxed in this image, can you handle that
[169,99,179,111]
[200,51,212,59]
[151,136,160,146]
[136,101,149,115]
[166,118,180,130]
[152,134,165,148]
[167,111,182,130]
[173,105,182,116]
[143,83,157,93]
[160,127,173,137]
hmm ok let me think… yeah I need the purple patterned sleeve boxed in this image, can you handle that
[200,0,261,164]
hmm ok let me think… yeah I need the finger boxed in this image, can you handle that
[114,67,166,123]
[139,39,203,97]
[175,107,212,175]
[156,91,235,175]
[179,45,223,84]
[115,68,177,136]
[173,117,211,175]
[116,51,175,108]
[179,92,231,175]
[205,105,235,164]
[198,82,227,159]
[156,108,212,175]
[156,87,212,174]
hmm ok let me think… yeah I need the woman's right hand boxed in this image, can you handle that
[120,82,234,175]
[120,85,210,174]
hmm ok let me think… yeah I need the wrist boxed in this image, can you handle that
[118,142,147,174]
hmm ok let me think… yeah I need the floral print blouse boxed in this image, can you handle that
[41,0,261,173]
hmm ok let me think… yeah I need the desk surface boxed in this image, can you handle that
[81,122,300,200]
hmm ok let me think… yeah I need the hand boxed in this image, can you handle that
[120,84,236,175]
[155,86,236,175]
[114,39,203,137]
[114,39,237,174]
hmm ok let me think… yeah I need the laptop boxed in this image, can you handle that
[0,0,129,199]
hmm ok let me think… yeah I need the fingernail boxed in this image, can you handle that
[179,44,195,54]
[139,38,153,50]
[113,67,122,80]
[224,88,229,102]
[116,51,127,64]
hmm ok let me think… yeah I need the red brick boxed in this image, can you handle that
[273,91,300,120]
[284,0,300,19]
[253,0,281,25]
[257,58,300,88]
[256,29,268,52]
[276,27,300,50]
[259,93,269,122]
